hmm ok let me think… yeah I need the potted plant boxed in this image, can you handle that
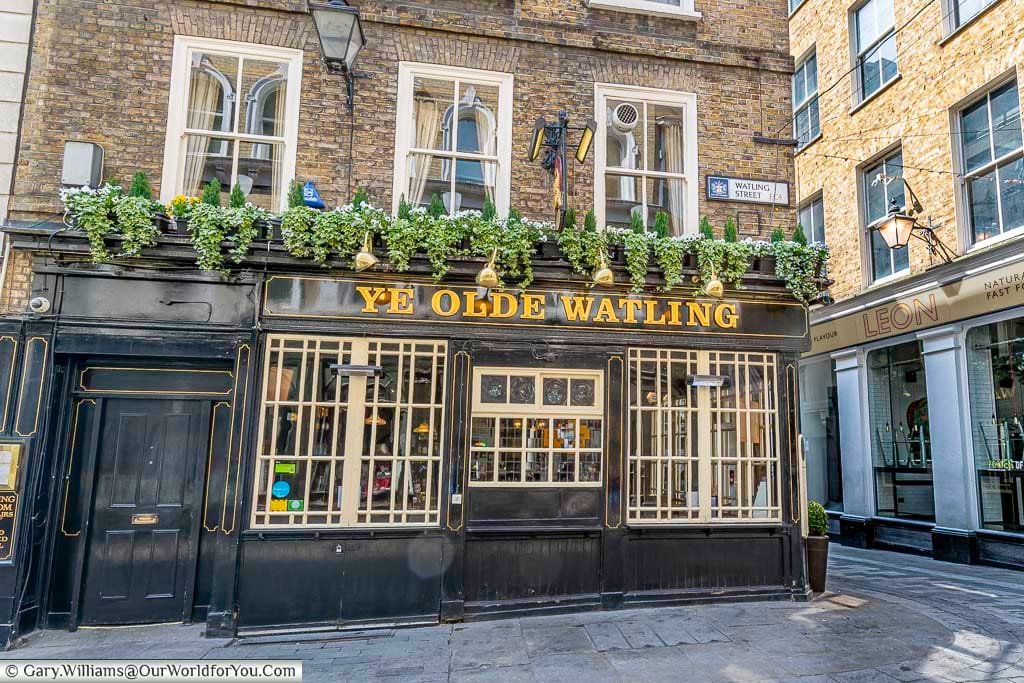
[166,194,199,235]
[806,500,829,592]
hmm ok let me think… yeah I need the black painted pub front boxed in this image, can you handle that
[0,231,810,643]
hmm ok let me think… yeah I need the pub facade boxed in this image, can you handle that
[0,0,816,644]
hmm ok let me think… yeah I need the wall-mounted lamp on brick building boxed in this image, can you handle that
[874,177,956,264]
[528,111,597,228]
[310,0,366,113]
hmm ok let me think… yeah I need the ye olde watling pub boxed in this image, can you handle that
[0,0,818,643]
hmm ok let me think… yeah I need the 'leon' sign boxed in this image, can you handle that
[264,277,808,339]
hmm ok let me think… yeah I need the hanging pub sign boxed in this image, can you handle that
[263,276,808,339]
[706,176,790,206]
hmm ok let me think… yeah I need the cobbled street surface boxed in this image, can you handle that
[5,545,1024,682]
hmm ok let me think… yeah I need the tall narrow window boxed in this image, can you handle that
[392,63,513,216]
[161,37,302,210]
[960,80,1024,244]
[798,196,826,245]
[594,84,698,235]
[627,349,781,523]
[252,335,447,528]
[854,0,898,102]
[863,150,909,281]
[793,52,820,149]
[469,369,604,486]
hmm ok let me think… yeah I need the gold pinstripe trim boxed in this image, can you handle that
[0,336,17,431]
[59,398,96,537]
[221,344,251,535]
[202,401,231,532]
[14,337,48,437]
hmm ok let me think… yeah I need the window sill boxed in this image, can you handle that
[588,0,702,21]
[864,267,912,291]
[938,0,1005,46]
[967,225,1024,253]
[794,132,823,157]
[849,73,902,116]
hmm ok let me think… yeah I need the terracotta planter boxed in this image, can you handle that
[806,534,829,592]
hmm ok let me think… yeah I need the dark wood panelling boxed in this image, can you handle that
[464,533,601,603]
[625,533,786,591]
[467,488,601,524]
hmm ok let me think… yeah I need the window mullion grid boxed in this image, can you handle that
[390,347,407,522]
[697,352,712,522]
[267,341,286,524]
[424,349,438,518]
[340,341,369,527]
[655,350,664,518]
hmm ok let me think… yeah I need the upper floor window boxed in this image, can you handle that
[794,52,820,149]
[798,195,826,244]
[789,0,806,12]
[392,63,513,216]
[959,79,1024,244]
[948,0,997,31]
[863,149,909,282]
[160,37,302,211]
[587,0,701,20]
[854,0,898,102]
[594,84,698,235]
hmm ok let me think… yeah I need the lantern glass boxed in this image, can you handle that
[310,1,365,71]
[529,117,547,162]
[575,118,597,163]
[877,212,915,249]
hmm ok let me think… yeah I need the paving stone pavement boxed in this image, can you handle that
[4,545,1024,682]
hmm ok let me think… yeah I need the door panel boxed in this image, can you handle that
[80,399,207,625]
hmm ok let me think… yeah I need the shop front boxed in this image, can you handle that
[802,237,1024,568]
[0,244,812,637]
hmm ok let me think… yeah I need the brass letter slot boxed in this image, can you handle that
[131,513,159,525]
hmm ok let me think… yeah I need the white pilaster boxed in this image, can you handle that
[832,348,874,519]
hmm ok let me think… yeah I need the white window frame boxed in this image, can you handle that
[391,62,514,217]
[626,349,782,525]
[593,83,699,235]
[852,0,898,103]
[160,36,303,211]
[587,0,701,21]
[954,77,1024,249]
[250,335,448,529]
[469,368,605,488]
[793,51,820,150]
[798,194,826,245]
[943,0,998,35]
[862,148,910,284]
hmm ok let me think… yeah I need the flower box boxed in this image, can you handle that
[169,217,190,235]
[750,254,777,275]
[154,212,174,234]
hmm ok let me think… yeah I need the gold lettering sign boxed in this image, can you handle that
[264,276,809,340]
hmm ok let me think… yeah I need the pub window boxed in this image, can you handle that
[469,369,604,486]
[627,349,781,523]
[160,37,302,211]
[252,335,447,528]
[392,62,513,216]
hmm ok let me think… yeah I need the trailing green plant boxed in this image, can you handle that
[768,239,826,305]
[288,181,305,209]
[280,205,319,260]
[690,235,751,291]
[652,235,690,291]
[129,172,153,201]
[808,500,828,537]
[699,215,715,240]
[201,179,221,207]
[225,204,269,264]
[558,208,606,274]
[617,227,652,293]
[113,195,159,257]
[770,228,786,243]
[423,212,470,281]
[723,216,738,243]
[188,203,230,272]
[385,204,424,271]
[792,224,808,246]
[229,183,246,209]
[60,184,120,263]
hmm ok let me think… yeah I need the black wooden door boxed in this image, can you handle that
[79,398,207,625]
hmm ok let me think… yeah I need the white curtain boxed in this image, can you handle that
[183,68,221,197]
[659,119,686,236]
[409,98,441,205]
[474,104,496,202]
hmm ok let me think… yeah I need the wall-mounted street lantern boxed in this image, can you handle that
[528,111,598,228]
[873,177,956,263]
[309,0,367,112]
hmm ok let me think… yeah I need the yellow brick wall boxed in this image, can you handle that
[0,248,31,315]
[790,0,1024,302]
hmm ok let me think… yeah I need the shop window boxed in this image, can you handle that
[160,37,302,211]
[252,335,447,528]
[594,84,698,236]
[469,369,604,486]
[967,318,1024,532]
[627,349,781,523]
[867,341,934,521]
[853,0,898,103]
[863,150,910,282]
[392,63,513,216]
[793,52,820,150]
[958,80,1024,245]
[799,358,843,511]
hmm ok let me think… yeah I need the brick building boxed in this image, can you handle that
[0,0,818,644]
[791,0,1024,566]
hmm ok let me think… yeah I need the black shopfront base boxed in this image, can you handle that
[0,229,812,646]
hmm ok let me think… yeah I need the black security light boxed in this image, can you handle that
[310,0,367,112]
